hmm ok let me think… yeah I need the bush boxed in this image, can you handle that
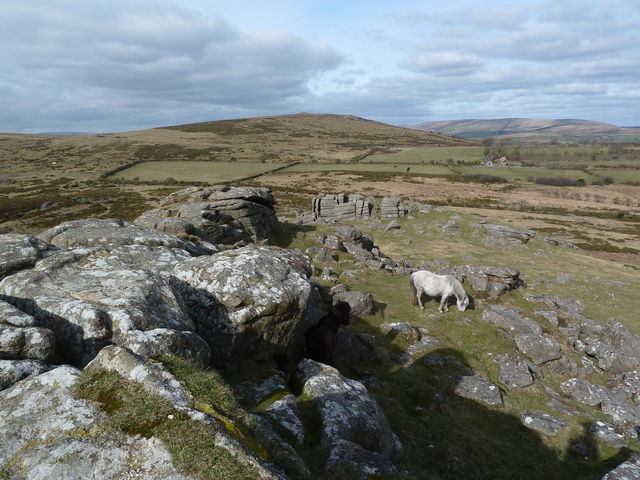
[529,176,575,187]
[462,174,508,184]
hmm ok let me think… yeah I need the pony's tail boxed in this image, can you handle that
[409,275,418,306]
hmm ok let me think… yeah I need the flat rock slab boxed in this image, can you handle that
[494,353,534,389]
[454,375,503,407]
[589,420,627,448]
[515,333,561,364]
[560,378,611,407]
[482,306,542,336]
[521,411,566,436]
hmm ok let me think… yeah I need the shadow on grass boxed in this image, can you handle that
[325,321,630,480]
[271,221,317,249]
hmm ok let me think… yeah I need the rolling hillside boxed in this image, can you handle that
[410,118,640,143]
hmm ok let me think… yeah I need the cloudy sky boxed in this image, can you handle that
[1,0,639,133]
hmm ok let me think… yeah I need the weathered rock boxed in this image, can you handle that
[86,345,193,409]
[234,373,288,408]
[0,359,49,391]
[381,322,418,341]
[380,197,408,218]
[297,359,402,462]
[481,223,535,244]
[576,319,640,374]
[524,295,583,317]
[263,394,305,445]
[0,244,200,366]
[0,299,38,327]
[326,439,399,478]
[560,378,611,406]
[174,245,315,366]
[494,353,534,389]
[332,290,375,318]
[315,247,335,262]
[0,234,55,280]
[601,396,640,436]
[313,194,375,222]
[482,305,542,336]
[521,411,566,436]
[454,375,503,407]
[515,333,562,364]
[0,324,56,362]
[602,452,640,480]
[0,366,188,480]
[543,237,579,249]
[335,329,377,365]
[589,420,627,448]
[155,185,279,243]
[38,218,202,254]
[454,266,523,296]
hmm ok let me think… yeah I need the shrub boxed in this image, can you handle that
[462,174,508,184]
[529,176,575,187]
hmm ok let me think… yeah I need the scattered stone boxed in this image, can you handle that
[514,333,562,364]
[589,420,627,448]
[560,378,611,406]
[315,247,335,262]
[543,237,579,249]
[602,452,640,480]
[482,305,542,336]
[494,353,534,389]
[524,295,583,317]
[521,411,566,436]
[454,375,503,407]
[384,220,401,232]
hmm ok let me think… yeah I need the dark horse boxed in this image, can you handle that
[305,301,351,365]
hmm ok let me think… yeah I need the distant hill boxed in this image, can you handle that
[409,118,640,143]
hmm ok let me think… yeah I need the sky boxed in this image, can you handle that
[1,0,639,133]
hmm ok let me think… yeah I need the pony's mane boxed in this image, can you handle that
[451,276,466,299]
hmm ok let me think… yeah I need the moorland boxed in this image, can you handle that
[2,113,640,479]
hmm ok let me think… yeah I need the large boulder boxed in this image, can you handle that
[0,244,202,366]
[173,245,314,366]
[297,359,402,467]
[482,305,542,336]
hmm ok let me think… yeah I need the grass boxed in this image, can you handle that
[74,369,259,480]
[282,163,454,175]
[366,146,485,164]
[108,161,287,183]
[264,211,640,478]
[591,168,640,184]
[456,166,599,183]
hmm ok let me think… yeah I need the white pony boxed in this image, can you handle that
[409,270,469,313]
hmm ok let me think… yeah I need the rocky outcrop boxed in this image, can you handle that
[380,197,408,218]
[0,366,188,480]
[312,194,375,222]
[137,185,278,246]
[1,225,315,369]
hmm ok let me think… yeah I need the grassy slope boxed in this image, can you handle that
[270,210,640,479]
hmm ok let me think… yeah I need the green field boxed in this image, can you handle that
[591,168,640,183]
[108,161,287,183]
[283,162,454,175]
[368,146,484,164]
[456,166,599,182]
